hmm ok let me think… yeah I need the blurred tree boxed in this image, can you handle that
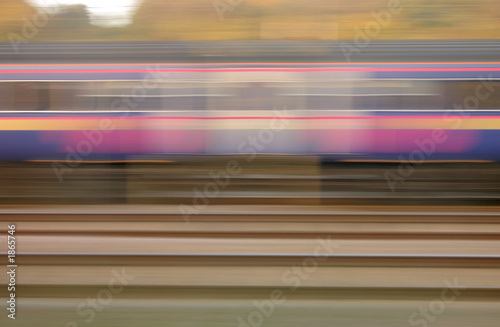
[52,4,92,30]
[39,4,97,41]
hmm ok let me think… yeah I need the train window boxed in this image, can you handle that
[277,83,353,110]
[443,81,500,110]
[273,85,306,110]
[0,82,81,111]
[352,95,374,110]
[78,82,224,111]
[3,79,497,112]
[274,80,437,111]
[0,82,51,111]
[204,82,283,111]
[50,83,82,111]
[349,80,443,110]
[0,83,15,111]
[13,83,47,110]
[75,82,162,111]
[303,95,350,110]
[399,95,419,110]
[236,83,276,110]
[206,84,237,111]
[377,95,401,110]
[161,86,208,110]
[419,95,444,110]
[13,83,41,110]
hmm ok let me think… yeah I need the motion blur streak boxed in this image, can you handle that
[1,1,500,326]
[1,206,500,327]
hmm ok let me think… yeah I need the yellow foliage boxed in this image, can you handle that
[0,0,37,39]
[0,0,499,42]
[245,0,286,7]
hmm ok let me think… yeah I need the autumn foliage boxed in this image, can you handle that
[0,0,498,41]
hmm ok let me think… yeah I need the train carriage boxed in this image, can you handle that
[1,62,500,162]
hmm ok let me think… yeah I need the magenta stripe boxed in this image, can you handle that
[2,68,500,74]
[1,116,500,120]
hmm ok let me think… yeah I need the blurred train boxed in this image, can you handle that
[1,62,500,162]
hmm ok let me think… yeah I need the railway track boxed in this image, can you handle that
[6,252,500,268]
[1,205,500,222]
[1,207,499,326]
